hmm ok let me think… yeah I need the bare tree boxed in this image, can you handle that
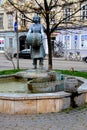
[3,0,82,70]
[4,48,16,69]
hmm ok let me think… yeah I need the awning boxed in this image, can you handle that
[51,32,61,37]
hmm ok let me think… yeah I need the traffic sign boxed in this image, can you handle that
[14,21,18,32]
[74,35,78,40]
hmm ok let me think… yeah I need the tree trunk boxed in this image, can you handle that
[47,34,53,70]
[45,8,53,71]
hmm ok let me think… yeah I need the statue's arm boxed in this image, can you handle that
[40,25,45,41]
[25,26,33,44]
[28,26,32,33]
[40,25,44,34]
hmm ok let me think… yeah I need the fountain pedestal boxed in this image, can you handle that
[15,69,48,79]
[15,69,63,93]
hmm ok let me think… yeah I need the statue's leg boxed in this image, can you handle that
[33,59,37,69]
[39,58,43,69]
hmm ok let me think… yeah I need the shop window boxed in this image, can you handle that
[80,34,87,49]
[63,35,71,49]
[0,38,4,51]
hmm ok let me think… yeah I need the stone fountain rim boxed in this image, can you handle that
[0,74,87,114]
[0,74,87,100]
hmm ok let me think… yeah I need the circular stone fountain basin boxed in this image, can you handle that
[0,76,29,94]
[0,75,64,94]
[0,71,86,114]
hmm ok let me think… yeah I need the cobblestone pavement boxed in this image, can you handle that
[0,108,87,130]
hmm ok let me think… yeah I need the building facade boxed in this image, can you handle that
[51,0,87,57]
[0,0,87,57]
[0,0,30,54]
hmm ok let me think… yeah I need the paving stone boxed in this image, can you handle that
[0,108,87,130]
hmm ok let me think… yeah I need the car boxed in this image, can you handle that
[82,56,87,63]
[14,49,31,59]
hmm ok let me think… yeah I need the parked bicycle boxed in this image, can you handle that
[68,52,81,61]
[54,40,64,57]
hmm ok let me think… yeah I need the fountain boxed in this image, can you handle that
[0,70,64,94]
[0,69,87,114]
[0,15,87,114]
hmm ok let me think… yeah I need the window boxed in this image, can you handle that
[80,34,87,49]
[81,4,87,20]
[21,14,26,26]
[0,0,2,5]
[50,10,55,24]
[9,38,13,48]
[0,38,4,51]
[8,14,13,28]
[63,35,71,49]
[0,14,3,29]
[63,7,71,22]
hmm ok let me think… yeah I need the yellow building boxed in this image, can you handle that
[0,0,87,57]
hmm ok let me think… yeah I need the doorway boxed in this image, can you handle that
[19,35,26,51]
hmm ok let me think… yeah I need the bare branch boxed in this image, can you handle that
[7,0,33,22]
[51,5,82,34]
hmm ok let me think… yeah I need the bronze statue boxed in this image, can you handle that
[25,15,45,69]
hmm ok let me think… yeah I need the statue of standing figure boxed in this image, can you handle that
[25,15,45,69]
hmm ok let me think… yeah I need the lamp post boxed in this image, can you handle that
[14,11,19,69]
